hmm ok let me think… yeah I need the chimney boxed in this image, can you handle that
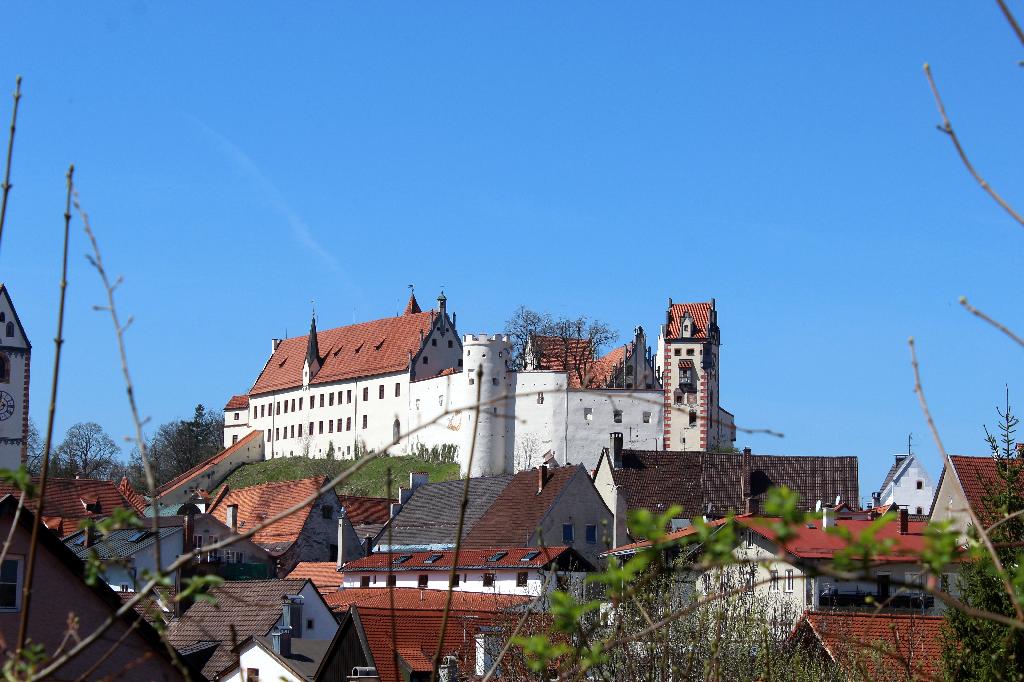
[364,534,373,556]
[281,595,303,638]
[84,524,96,548]
[744,497,759,515]
[741,447,752,503]
[390,502,402,518]
[271,627,292,657]
[272,338,282,354]
[410,472,429,491]
[822,506,836,529]
[226,504,239,533]
[666,298,673,325]
[537,465,548,494]
[337,517,347,570]
[399,486,412,505]
[610,432,623,468]
[898,508,909,535]
[183,513,195,552]
[612,486,628,549]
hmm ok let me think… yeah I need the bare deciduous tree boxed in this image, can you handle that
[52,422,120,479]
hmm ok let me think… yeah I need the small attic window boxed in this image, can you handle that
[375,337,386,350]
[278,357,287,367]
[354,343,363,354]
[0,312,5,322]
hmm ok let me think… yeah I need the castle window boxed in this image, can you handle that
[468,377,474,386]
[689,410,697,426]
[438,395,444,406]
[687,349,694,356]
[233,413,239,421]
[448,340,453,348]
[674,349,680,357]
[336,418,342,431]
[298,424,303,437]
[275,428,279,440]
[260,405,265,418]
[916,480,923,490]
[291,399,296,411]
[346,417,351,431]
[642,411,651,424]
[362,387,368,401]
[252,407,256,419]
[5,322,12,338]
[0,313,5,322]
[583,408,593,422]
[290,425,295,438]
[415,399,420,410]
[318,394,323,408]
[319,421,324,434]
[492,377,498,386]
[378,385,384,400]
[328,420,333,433]
[284,401,289,414]
[537,393,544,405]
[613,410,622,423]
[362,415,368,429]
[346,390,351,403]
[309,421,313,434]
[328,392,334,406]
[395,383,401,397]
[431,339,437,346]
[0,354,10,383]
[267,429,271,441]
[232,434,238,444]
[916,506,923,515]
[393,419,400,442]
[422,356,429,364]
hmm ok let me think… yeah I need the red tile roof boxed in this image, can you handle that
[156,429,262,495]
[530,335,593,373]
[666,301,713,339]
[946,454,1022,526]
[0,478,145,538]
[326,587,530,614]
[403,292,421,315]
[343,545,573,572]
[796,611,943,680]
[338,495,393,527]
[464,466,582,547]
[607,514,947,563]
[209,476,333,554]
[224,394,249,410]
[586,346,626,389]
[285,561,343,594]
[354,604,517,682]
[250,310,441,395]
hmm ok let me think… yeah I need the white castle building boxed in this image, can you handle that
[224,291,735,475]
[0,285,30,471]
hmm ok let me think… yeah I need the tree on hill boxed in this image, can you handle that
[122,404,224,489]
[505,305,616,385]
[52,422,120,479]
[942,394,1024,679]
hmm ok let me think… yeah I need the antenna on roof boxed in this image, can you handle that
[907,432,913,457]
[311,299,316,324]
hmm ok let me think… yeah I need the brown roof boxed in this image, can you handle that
[0,477,146,538]
[286,561,343,594]
[209,476,333,555]
[796,611,943,680]
[403,292,421,315]
[224,394,249,410]
[530,335,593,372]
[165,578,307,680]
[342,545,579,571]
[338,494,393,527]
[604,449,859,518]
[666,301,713,339]
[944,454,1022,526]
[464,466,582,547]
[250,309,440,395]
[157,429,262,495]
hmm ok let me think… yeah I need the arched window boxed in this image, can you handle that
[0,354,9,383]
[393,419,401,443]
[5,322,13,338]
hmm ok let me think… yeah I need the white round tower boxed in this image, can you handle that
[458,334,513,478]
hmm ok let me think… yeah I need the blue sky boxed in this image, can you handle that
[3,3,1022,500]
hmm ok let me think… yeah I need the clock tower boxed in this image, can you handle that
[0,285,30,470]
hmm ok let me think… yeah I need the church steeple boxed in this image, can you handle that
[403,287,421,315]
[303,309,322,386]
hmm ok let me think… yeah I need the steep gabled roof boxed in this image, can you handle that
[0,477,146,538]
[603,449,859,518]
[0,284,31,349]
[403,292,421,315]
[943,454,1023,526]
[209,476,333,555]
[666,301,713,340]
[156,429,262,495]
[464,466,583,547]
[65,526,180,561]
[379,475,513,548]
[795,611,943,680]
[224,394,249,410]
[250,309,441,395]
[165,578,307,680]
[338,494,393,527]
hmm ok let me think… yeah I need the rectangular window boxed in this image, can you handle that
[770,569,779,591]
[362,387,368,401]
[290,425,295,438]
[284,400,289,414]
[483,573,495,587]
[319,421,324,435]
[336,418,342,432]
[586,525,597,544]
[291,398,296,411]
[517,571,528,588]
[329,421,334,433]
[418,575,428,589]
[346,417,351,431]
[562,523,574,543]
[613,410,622,423]
[329,392,334,406]
[674,348,681,356]
[362,415,368,429]
[449,573,460,587]
[266,429,271,441]
[299,397,303,410]
[308,422,313,435]
[583,408,593,422]
[432,338,437,346]
[379,385,385,400]
[346,390,352,403]
[422,356,429,364]
[0,558,21,610]
[686,349,695,356]
[785,569,794,592]
[275,428,279,440]
[395,383,401,397]
[252,407,256,419]
[360,576,370,588]
[232,434,238,444]
[276,402,281,415]
[642,411,651,424]
[322,506,333,519]
[260,404,265,418]
[448,340,453,348]
[298,424,303,437]
[246,668,260,682]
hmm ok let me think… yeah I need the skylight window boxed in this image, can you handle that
[393,554,412,564]
[486,551,507,562]
[521,551,540,562]
[423,554,443,564]
[127,530,148,542]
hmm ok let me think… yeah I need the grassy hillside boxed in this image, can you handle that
[218,454,461,499]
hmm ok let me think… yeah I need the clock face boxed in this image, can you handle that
[0,391,14,421]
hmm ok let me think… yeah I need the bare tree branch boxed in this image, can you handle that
[960,296,1024,348]
[923,62,1024,228]
[995,0,1024,48]
[0,76,21,258]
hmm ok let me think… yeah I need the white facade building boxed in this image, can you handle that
[0,286,30,471]
[224,292,735,476]
[872,453,935,516]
